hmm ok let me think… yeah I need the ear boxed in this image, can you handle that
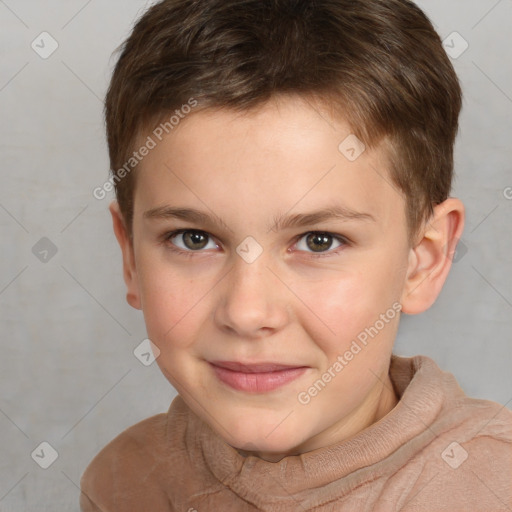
[400,198,465,314]
[109,201,142,310]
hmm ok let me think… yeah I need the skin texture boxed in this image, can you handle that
[110,95,465,462]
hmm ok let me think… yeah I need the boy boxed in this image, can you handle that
[80,0,512,510]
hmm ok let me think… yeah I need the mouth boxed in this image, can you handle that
[208,360,309,393]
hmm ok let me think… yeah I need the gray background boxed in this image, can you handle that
[0,0,511,509]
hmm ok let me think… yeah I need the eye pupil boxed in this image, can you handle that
[183,231,208,250]
[306,233,332,252]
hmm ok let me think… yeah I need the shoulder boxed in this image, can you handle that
[80,412,172,511]
[450,394,512,471]
[433,375,512,480]
[443,385,512,453]
[392,356,512,510]
[403,396,512,510]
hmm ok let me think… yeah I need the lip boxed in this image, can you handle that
[209,361,309,393]
[210,361,306,373]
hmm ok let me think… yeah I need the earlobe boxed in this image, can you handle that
[109,201,142,310]
[400,198,465,315]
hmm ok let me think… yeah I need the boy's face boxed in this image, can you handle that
[120,96,415,461]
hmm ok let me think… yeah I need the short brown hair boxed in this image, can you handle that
[105,0,462,244]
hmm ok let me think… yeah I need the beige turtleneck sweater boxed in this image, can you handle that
[80,355,512,511]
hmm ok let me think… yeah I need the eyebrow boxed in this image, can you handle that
[270,205,376,231]
[143,204,376,231]
[143,206,226,228]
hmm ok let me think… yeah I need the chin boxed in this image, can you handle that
[224,427,306,459]
[234,440,304,462]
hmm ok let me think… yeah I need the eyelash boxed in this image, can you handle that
[162,229,350,259]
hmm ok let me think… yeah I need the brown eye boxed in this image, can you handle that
[168,230,215,251]
[295,232,345,254]
[183,231,208,250]
[306,233,333,252]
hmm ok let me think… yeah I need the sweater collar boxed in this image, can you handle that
[173,355,461,508]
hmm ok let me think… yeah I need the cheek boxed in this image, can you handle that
[291,263,401,354]
[136,255,204,348]
[292,267,366,315]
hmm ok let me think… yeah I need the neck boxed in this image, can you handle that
[237,370,399,463]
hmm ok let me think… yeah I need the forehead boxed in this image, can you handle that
[133,96,404,233]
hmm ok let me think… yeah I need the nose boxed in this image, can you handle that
[214,255,289,339]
